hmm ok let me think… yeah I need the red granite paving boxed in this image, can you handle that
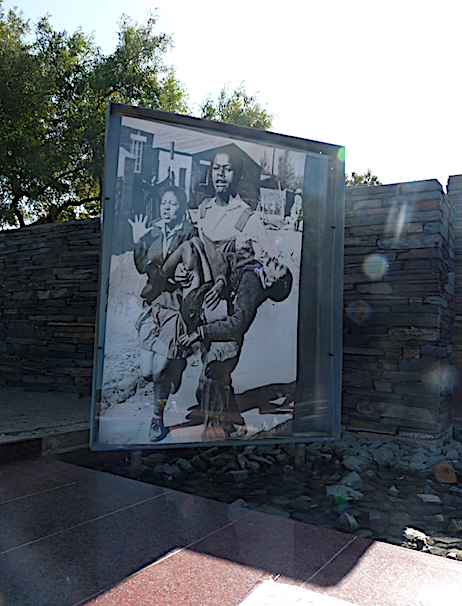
[301,537,462,606]
[0,458,460,606]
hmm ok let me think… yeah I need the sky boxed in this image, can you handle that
[4,0,461,189]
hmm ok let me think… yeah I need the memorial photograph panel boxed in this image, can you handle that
[91,104,343,449]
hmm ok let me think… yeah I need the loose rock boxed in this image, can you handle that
[91,422,462,562]
[389,512,412,527]
[191,456,206,472]
[433,461,457,484]
[340,471,364,490]
[417,493,442,504]
[175,458,193,473]
[326,485,364,502]
[291,496,313,512]
[447,550,462,561]
[373,447,395,467]
[227,470,249,482]
[342,456,369,473]
[237,454,247,470]
[231,498,248,508]
[403,527,428,545]
[446,449,459,461]
[270,496,291,506]
[163,463,183,480]
[247,460,261,471]
[447,519,462,535]
[335,512,359,532]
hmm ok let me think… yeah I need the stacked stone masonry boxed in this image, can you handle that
[0,176,460,436]
[448,175,462,419]
[343,179,457,438]
[0,219,100,394]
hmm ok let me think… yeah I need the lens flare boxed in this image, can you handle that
[362,254,389,280]
[274,235,284,246]
[424,366,459,394]
[346,300,371,324]
[337,147,346,162]
[395,203,409,241]
[181,495,199,519]
[385,201,413,242]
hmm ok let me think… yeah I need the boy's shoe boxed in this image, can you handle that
[225,423,248,439]
[149,417,169,442]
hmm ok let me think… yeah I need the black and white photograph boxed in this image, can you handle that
[91,104,343,449]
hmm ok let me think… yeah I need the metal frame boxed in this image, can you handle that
[90,102,344,450]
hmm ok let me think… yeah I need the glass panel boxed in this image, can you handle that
[91,104,344,450]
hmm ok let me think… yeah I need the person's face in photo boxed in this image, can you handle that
[160,191,182,228]
[262,257,287,287]
[211,153,237,198]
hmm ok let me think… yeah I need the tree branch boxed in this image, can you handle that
[30,196,100,225]
[50,196,100,221]
[13,206,26,228]
[10,195,26,228]
[34,165,91,197]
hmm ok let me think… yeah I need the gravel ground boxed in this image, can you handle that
[91,423,462,560]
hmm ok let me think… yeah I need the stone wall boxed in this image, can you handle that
[0,176,460,437]
[343,179,455,438]
[448,175,462,419]
[0,219,100,394]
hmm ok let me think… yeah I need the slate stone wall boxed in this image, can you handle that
[0,176,460,437]
[448,175,462,419]
[343,179,456,438]
[0,219,100,394]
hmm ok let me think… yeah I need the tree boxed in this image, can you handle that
[345,170,381,186]
[259,149,272,176]
[277,150,297,190]
[0,4,188,228]
[200,83,273,130]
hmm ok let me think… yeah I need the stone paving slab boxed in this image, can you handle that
[240,581,357,605]
[0,457,461,606]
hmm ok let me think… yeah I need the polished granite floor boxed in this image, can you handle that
[0,457,461,606]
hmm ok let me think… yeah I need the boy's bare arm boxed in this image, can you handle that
[203,277,226,310]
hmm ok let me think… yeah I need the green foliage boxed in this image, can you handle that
[200,83,273,130]
[0,4,275,229]
[345,170,381,187]
[0,4,188,228]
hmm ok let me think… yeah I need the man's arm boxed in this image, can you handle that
[202,272,263,342]
[178,272,264,349]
